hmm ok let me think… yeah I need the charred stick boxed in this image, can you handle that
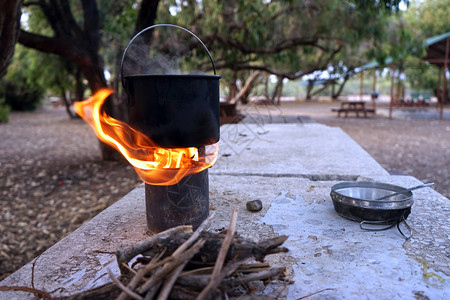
[179,262,270,278]
[139,239,206,296]
[156,264,186,300]
[138,216,211,296]
[119,231,287,265]
[256,235,289,253]
[177,258,252,290]
[117,251,169,300]
[180,266,215,276]
[173,264,285,292]
[116,225,192,276]
[119,218,209,300]
[167,286,200,300]
[236,263,271,274]
[197,208,238,300]
[266,247,289,255]
[171,212,213,256]
[150,239,205,300]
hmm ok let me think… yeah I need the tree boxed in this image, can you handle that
[0,0,22,122]
[156,0,406,103]
[404,0,450,38]
[18,0,106,93]
[15,0,160,159]
[402,0,450,95]
[0,0,22,79]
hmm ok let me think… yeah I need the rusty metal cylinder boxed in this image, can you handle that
[145,169,209,233]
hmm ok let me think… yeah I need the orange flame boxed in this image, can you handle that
[74,89,218,186]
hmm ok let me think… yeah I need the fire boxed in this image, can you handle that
[74,89,218,186]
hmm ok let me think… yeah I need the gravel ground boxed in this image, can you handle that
[1,101,449,280]
[0,106,141,280]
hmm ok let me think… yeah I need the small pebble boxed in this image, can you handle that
[246,200,263,212]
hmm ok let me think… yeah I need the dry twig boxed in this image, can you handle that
[58,209,289,299]
[197,208,238,299]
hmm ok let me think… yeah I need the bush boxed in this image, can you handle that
[0,80,43,111]
[0,96,11,123]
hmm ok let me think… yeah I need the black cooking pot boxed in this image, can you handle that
[121,24,220,148]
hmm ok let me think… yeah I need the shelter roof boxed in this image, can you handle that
[357,57,393,71]
[357,32,450,70]
[424,32,450,66]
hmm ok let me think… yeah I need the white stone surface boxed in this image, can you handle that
[208,174,449,299]
[259,180,449,299]
[212,123,389,178]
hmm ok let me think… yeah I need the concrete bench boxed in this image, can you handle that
[220,102,245,124]
[1,124,448,299]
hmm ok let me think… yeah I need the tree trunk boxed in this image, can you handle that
[61,89,78,119]
[75,67,84,101]
[0,0,22,78]
[271,76,284,105]
[230,70,238,100]
[306,80,314,100]
[230,71,261,104]
[331,75,350,99]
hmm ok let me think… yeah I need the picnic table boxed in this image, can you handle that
[332,101,375,118]
[220,102,245,124]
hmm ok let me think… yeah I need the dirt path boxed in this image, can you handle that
[0,107,141,280]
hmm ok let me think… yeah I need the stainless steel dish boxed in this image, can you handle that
[330,181,414,222]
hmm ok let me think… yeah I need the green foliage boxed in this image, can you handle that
[396,0,449,92]
[405,59,440,93]
[1,44,48,111]
[404,0,450,37]
[154,0,405,101]
[0,94,11,123]
[7,0,426,102]
[0,80,43,111]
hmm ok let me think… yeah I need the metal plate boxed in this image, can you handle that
[330,181,414,222]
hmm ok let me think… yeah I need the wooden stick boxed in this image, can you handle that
[142,239,206,299]
[197,207,238,299]
[297,288,337,299]
[156,239,205,300]
[139,215,212,297]
[107,268,143,300]
[116,225,192,276]
[180,266,214,276]
[211,208,238,278]
[137,215,213,296]
[117,249,168,300]
[221,267,286,289]
[0,286,52,299]
[172,212,214,257]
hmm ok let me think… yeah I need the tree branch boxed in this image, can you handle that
[0,0,22,78]
[135,0,160,33]
[205,34,320,55]
[18,30,81,62]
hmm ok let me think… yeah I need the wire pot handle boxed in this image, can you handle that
[120,23,217,90]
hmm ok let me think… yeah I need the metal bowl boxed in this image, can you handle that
[330,181,414,222]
